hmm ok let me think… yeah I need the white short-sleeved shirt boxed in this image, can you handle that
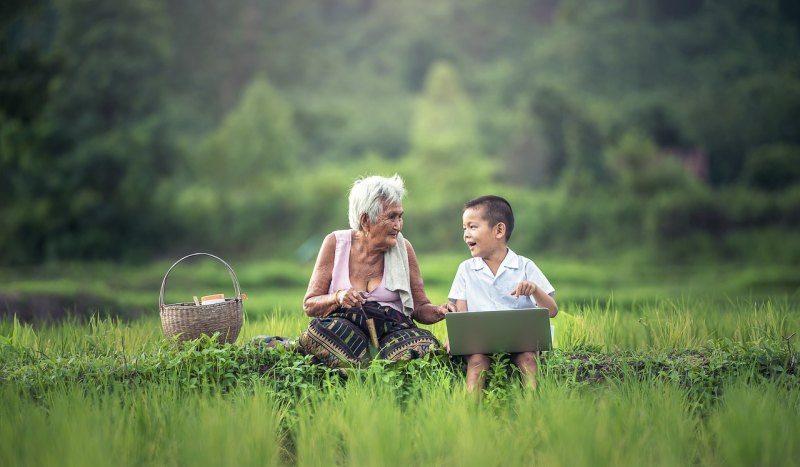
[448,248,555,311]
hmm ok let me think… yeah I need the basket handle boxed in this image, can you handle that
[159,252,242,309]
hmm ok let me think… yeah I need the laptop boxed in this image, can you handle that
[444,308,552,355]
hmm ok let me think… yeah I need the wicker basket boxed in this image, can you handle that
[159,252,243,344]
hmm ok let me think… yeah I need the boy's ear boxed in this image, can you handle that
[494,222,506,239]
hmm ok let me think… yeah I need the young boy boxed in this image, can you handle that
[447,195,558,394]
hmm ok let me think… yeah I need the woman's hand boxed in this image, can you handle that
[510,280,537,298]
[412,302,455,324]
[335,288,368,309]
[434,302,456,320]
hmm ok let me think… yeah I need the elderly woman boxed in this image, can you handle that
[298,174,454,368]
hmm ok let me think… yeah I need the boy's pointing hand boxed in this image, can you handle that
[510,280,538,298]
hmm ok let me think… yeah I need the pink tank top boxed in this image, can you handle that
[329,230,402,312]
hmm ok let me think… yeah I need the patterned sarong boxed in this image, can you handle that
[298,301,439,368]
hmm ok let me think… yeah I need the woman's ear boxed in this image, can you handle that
[360,213,370,232]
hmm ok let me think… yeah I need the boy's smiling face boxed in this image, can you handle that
[462,206,505,259]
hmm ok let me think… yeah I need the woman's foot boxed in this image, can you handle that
[251,335,298,351]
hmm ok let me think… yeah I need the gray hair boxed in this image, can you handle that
[348,174,406,230]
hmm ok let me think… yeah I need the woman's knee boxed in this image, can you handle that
[377,328,439,361]
[299,317,370,368]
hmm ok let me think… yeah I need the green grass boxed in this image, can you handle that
[1,367,797,466]
[2,254,798,321]
[0,384,285,466]
[1,258,799,466]
[2,298,797,356]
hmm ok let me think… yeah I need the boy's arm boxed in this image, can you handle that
[534,287,558,318]
[511,281,558,318]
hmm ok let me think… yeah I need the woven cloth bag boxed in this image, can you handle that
[159,253,243,344]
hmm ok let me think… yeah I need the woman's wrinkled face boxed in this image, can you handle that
[366,201,404,250]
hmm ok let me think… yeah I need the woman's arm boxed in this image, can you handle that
[406,239,454,324]
[302,233,341,318]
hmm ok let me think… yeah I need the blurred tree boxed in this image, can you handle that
[198,77,300,185]
[501,107,555,187]
[403,61,495,251]
[0,114,48,264]
[740,144,800,191]
[3,0,799,263]
[0,0,60,263]
[28,0,175,261]
[526,0,800,185]
[529,85,608,190]
[678,0,800,184]
[605,130,698,197]
[163,0,276,132]
[410,61,479,160]
[173,76,302,253]
[0,0,59,124]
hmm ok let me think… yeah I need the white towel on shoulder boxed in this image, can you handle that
[384,232,414,316]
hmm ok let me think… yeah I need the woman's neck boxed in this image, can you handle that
[352,230,386,260]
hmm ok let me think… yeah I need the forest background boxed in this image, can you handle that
[2,0,799,270]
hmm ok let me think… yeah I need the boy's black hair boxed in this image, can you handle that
[464,195,514,242]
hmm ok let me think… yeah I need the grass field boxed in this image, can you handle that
[2,253,798,318]
[1,256,799,466]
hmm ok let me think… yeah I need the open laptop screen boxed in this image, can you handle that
[444,308,552,355]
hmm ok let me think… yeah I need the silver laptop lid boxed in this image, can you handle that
[444,308,552,355]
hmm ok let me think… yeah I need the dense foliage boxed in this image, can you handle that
[2,331,796,407]
[2,0,799,263]
[1,301,798,465]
